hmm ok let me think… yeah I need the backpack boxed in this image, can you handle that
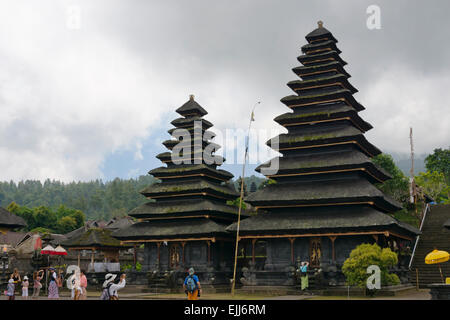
[185,275,197,293]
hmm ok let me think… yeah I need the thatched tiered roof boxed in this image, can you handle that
[0,207,27,231]
[229,23,419,240]
[113,96,242,242]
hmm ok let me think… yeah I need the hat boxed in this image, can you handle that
[103,273,117,287]
[188,267,195,275]
[23,276,28,280]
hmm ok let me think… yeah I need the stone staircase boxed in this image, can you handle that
[410,204,450,288]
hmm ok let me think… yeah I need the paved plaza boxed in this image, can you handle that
[2,288,432,300]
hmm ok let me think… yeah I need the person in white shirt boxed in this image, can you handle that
[22,276,29,299]
[100,273,126,300]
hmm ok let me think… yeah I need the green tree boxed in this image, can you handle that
[71,210,85,228]
[56,216,78,234]
[425,148,450,184]
[342,243,400,290]
[372,153,410,204]
[415,171,450,203]
[33,206,57,230]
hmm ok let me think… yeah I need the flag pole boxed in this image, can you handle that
[231,101,260,297]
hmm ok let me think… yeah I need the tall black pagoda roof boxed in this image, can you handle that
[239,22,419,238]
[113,96,241,242]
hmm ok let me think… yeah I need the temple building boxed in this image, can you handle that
[113,96,243,288]
[227,22,420,287]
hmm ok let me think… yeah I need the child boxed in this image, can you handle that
[6,278,15,300]
[22,276,29,300]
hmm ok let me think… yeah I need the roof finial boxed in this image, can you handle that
[318,20,323,28]
[189,94,195,101]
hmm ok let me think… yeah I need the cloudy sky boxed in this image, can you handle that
[0,0,449,182]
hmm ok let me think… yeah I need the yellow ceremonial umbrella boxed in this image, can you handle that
[425,249,449,283]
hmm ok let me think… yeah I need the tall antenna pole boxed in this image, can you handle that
[409,127,415,204]
[231,101,260,297]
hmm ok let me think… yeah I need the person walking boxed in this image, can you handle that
[79,269,88,300]
[300,261,309,293]
[100,273,126,300]
[47,268,59,299]
[22,276,29,300]
[183,268,202,300]
[32,269,44,299]
[6,278,15,300]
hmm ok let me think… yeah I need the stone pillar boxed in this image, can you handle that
[289,238,296,264]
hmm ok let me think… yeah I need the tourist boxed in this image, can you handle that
[6,278,15,300]
[56,269,63,288]
[300,261,309,293]
[69,268,82,300]
[10,268,21,295]
[100,273,126,300]
[48,268,59,299]
[22,275,29,300]
[79,269,88,300]
[183,267,202,300]
[32,269,44,299]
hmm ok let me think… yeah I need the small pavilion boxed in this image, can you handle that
[62,228,130,271]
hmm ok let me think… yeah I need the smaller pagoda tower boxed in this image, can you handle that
[113,96,243,288]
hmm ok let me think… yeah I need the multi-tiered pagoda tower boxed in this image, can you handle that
[113,96,242,287]
[227,22,419,287]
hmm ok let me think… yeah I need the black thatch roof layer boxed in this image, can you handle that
[171,117,213,130]
[268,124,381,157]
[226,206,419,238]
[292,61,350,78]
[150,164,233,181]
[301,40,341,54]
[297,51,345,66]
[305,24,337,42]
[256,150,391,182]
[112,218,230,240]
[274,108,372,132]
[162,139,220,151]
[62,228,128,249]
[175,98,208,117]
[245,178,402,212]
[281,89,364,111]
[0,207,27,229]
[140,179,238,200]
[128,199,241,218]
[287,73,355,93]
